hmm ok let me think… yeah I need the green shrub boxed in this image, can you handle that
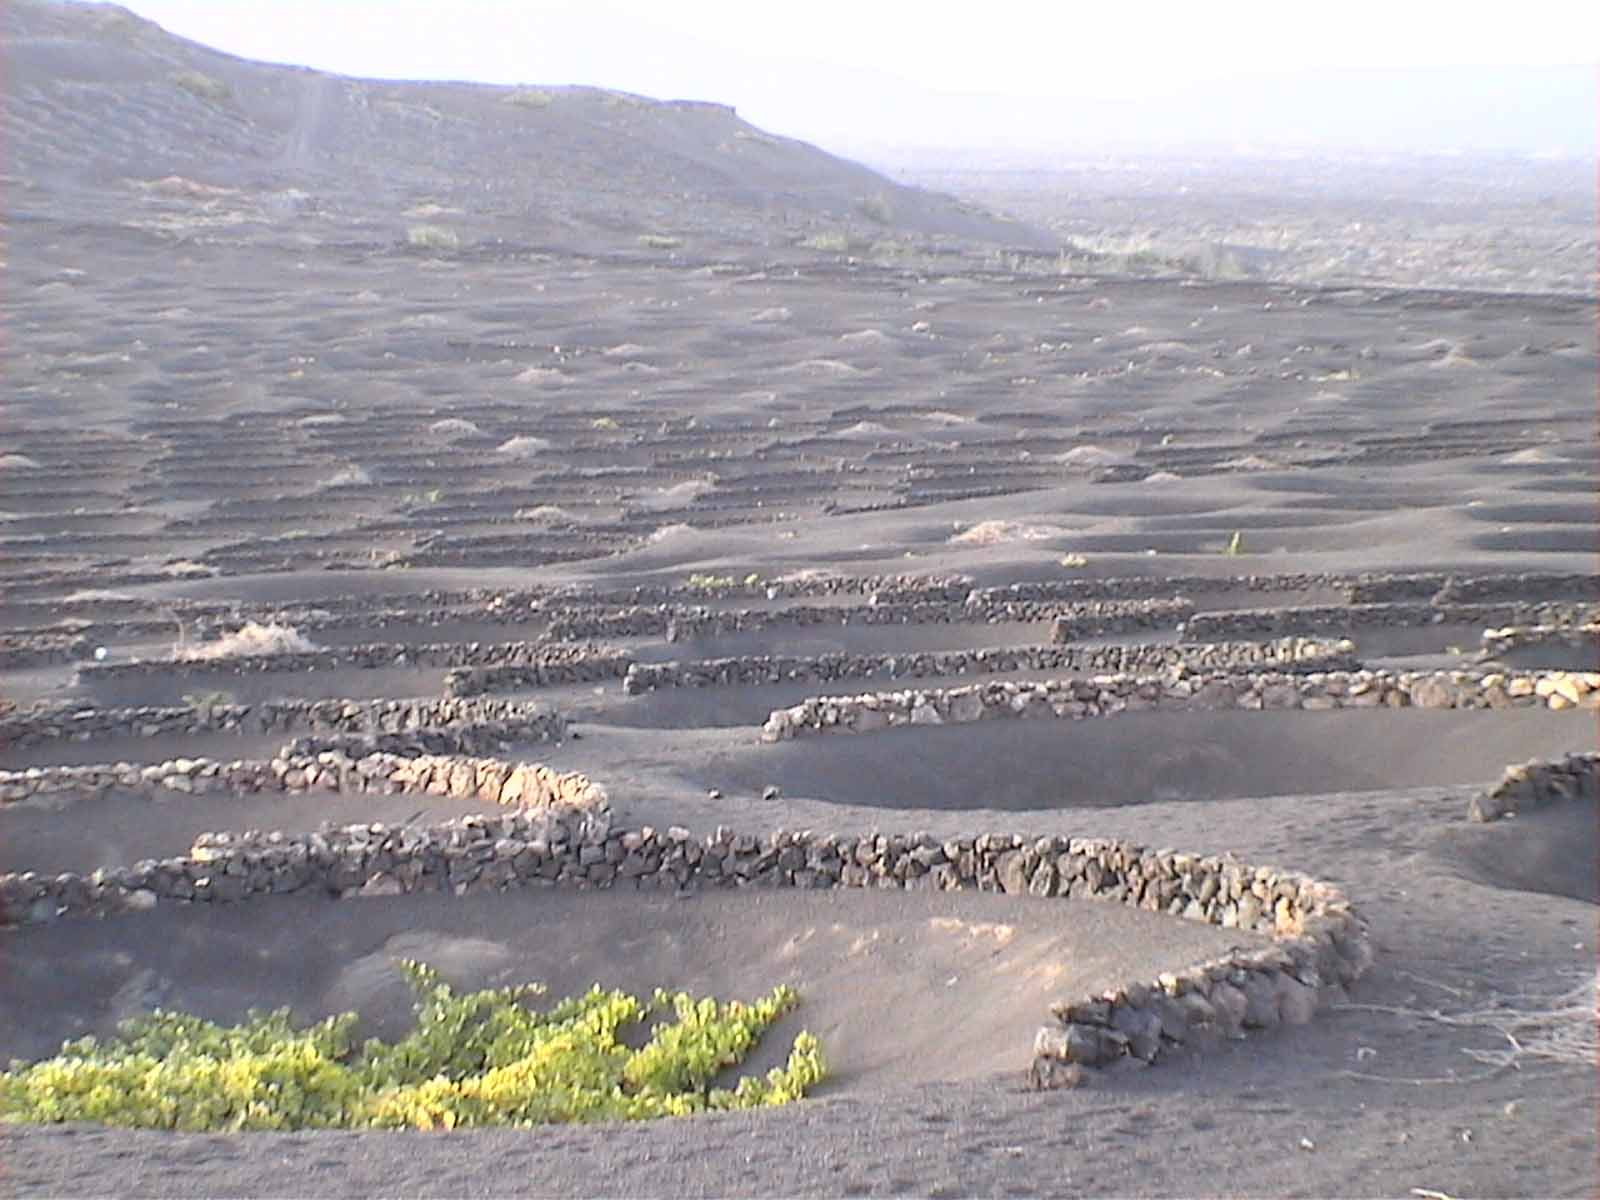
[0,962,824,1131]
[406,225,460,252]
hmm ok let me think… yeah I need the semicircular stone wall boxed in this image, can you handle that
[0,746,1370,1086]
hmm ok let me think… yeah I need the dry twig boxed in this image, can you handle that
[1335,970,1597,1080]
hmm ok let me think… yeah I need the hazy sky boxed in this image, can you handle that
[123,0,1599,156]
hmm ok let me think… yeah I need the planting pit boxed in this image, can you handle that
[0,886,1260,1086]
[722,708,1592,812]
[0,785,477,878]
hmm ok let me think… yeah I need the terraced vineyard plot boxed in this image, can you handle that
[3,4,1597,1193]
[0,784,481,878]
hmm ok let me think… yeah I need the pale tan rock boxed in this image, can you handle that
[1551,675,1584,706]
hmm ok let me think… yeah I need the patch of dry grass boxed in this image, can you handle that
[139,175,237,200]
[777,359,864,377]
[515,367,566,387]
[1056,445,1133,468]
[174,621,319,662]
[949,520,1066,546]
[161,560,218,579]
[319,464,372,488]
[496,436,551,459]
[1454,971,1599,1070]
[647,523,696,543]
[61,590,137,604]
[427,417,482,441]
[1341,970,1599,1082]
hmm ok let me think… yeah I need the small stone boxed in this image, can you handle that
[1276,973,1318,1025]
[997,851,1031,896]
[1028,861,1058,898]
[1060,1022,1125,1066]
[1409,678,1456,708]
[1209,981,1248,1035]
[762,785,780,801]
[1110,1005,1163,1061]
[1027,1057,1087,1090]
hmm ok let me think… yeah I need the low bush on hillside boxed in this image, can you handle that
[858,193,894,224]
[171,70,231,104]
[799,231,850,253]
[0,963,825,1131]
[503,87,554,109]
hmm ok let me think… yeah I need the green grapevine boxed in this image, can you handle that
[0,961,825,1131]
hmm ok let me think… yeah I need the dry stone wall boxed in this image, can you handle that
[1027,598,1194,637]
[967,571,1600,615]
[969,573,1344,606]
[1348,571,1600,605]
[189,605,537,641]
[275,721,546,760]
[444,649,632,697]
[548,602,978,643]
[1479,622,1599,660]
[20,565,1595,1083]
[760,667,1599,741]
[1469,752,1600,822]
[623,638,1357,694]
[73,640,621,684]
[549,573,972,607]
[0,811,1369,1082]
[1179,601,1600,641]
[0,633,94,669]
[0,749,605,812]
[0,697,562,751]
